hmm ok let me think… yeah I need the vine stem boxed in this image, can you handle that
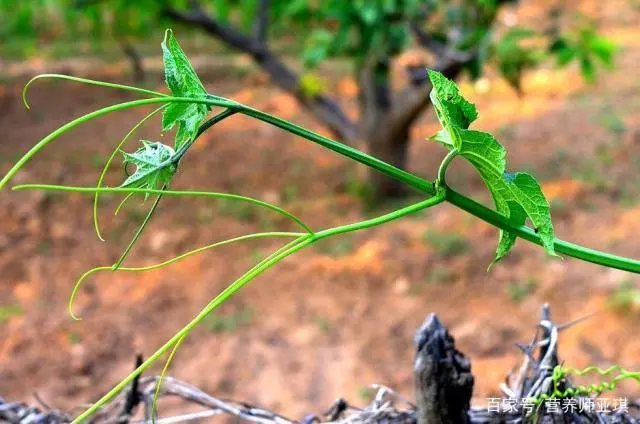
[3,95,640,272]
[93,105,166,241]
[22,74,168,109]
[437,149,458,189]
[443,189,640,272]
[67,231,306,320]
[12,185,313,234]
[111,108,241,267]
[70,192,445,423]
[174,108,238,162]
[112,184,166,270]
[0,98,234,191]
[152,334,186,423]
[532,365,640,407]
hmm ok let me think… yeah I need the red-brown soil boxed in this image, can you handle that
[0,1,639,419]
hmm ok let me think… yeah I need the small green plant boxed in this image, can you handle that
[531,365,640,411]
[575,159,609,191]
[196,206,215,224]
[608,279,640,313]
[497,124,517,140]
[315,237,354,257]
[426,265,455,285]
[216,197,257,222]
[313,316,333,333]
[90,153,107,170]
[549,20,616,84]
[507,278,538,303]
[549,198,567,215]
[68,331,82,345]
[1,30,639,423]
[344,165,375,205]
[281,183,299,203]
[36,240,52,254]
[423,229,470,259]
[595,143,617,167]
[358,386,377,402]
[597,108,625,136]
[204,308,253,333]
[0,304,23,325]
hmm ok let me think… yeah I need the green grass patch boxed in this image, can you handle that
[204,307,254,333]
[423,229,469,259]
[0,304,23,324]
[609,279,640,313]
[314,316,333,333]
[507,278,538,303]
[314,237,354,257]
[426,265,455,284]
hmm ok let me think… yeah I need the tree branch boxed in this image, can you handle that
[414,314,473,424]
[390,16,485,138]
[390,58,467,141]
[358,58,391,136]
[162,4,357,141]
[253,0,269,45]
[409,22,446,58]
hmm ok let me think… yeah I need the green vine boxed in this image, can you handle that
[1,29,639,422]
[531,365,640,410]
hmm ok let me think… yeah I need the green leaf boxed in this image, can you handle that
[580,56,596,84]
[303,29,334,68]
[426,70,556,265]
[429,129,454,149]
[298,73,325,98]
[589,36,616,68]
[427,69,478,149]
[161,29,210,150]
[121,141,177,199]
[162,102,192,131]
[162,102,209,149]
[509,172,555,252]
[491,200,526,269]
[548,25,616,84]
[456,128,557,261]
[354,1,378,25]
[494,27,543,92]
[213,0,231,21]
[550,38,576,67]
[162,29,206,96]
[240,0,259,31]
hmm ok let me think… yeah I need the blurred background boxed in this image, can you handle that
[0,0,639,418]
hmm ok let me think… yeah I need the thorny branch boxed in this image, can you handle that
[2,305,639,424]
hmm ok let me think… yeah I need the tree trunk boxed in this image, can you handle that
[357,58,413,200]
[414,313,473,424]
[365,126,411,199]
[117,38,145,83]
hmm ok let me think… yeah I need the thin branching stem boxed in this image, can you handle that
[174,108,238,162]
[70,193,445,423]
[71,234,313,423]
[22,74,168,109]
[4,95,640,271]
[67,231,305,320]
[94,106,167,241]
[437,150,458,189]
[6,75,640,424]
[112,185,167,270]
[13,185,313,234]
[152,335,187,423]
[4,94,640,269]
